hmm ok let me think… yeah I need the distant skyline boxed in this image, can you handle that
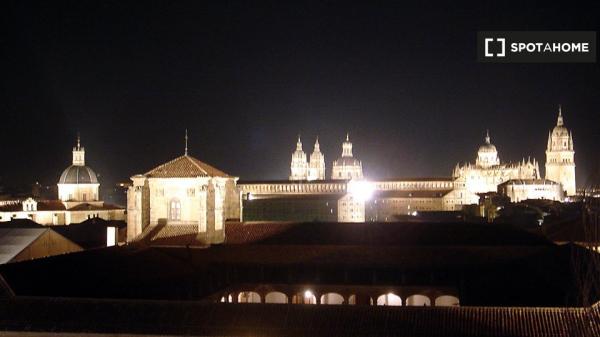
[2,2,599,189]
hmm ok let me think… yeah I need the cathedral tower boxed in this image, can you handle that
[308,137,325,180]
[545,106,576,196]
[332,133,363,180]
[290,136,308,180]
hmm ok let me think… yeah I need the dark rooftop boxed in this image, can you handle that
[0,297,598,337]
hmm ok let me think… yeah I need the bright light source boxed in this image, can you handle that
[304,290,313,298]
[411,211,418,216]
[248,193,255,201]
[348,180,375,201]
[106,226,116,247]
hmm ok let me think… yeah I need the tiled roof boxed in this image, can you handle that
[68,202,124,211]
[225,221,552,246]
[144,155,230,178]
[0,297,598,337]
[0,200,66,212]
[499,178,561,186]
[225,222,298,244]
[136,224,209,247]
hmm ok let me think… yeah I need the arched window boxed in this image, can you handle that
[434,295,460,306]
[320,293,344,305]
[405,294,431,306]
[169,198,181,221]
[238,291,261,303]
[265,292,288,304]
[376,293,402,306]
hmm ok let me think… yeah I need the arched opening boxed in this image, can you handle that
[348,294,357,305]
[405,294,431,306]
[238,291,261,303]
[435,295,460,307]
[376,293,402,306]
[292,290,317,304]
[320,292,344,305]
[265,291,288,304]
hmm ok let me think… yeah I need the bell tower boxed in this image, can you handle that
[545,105,576,196]
[290,135,308,180]
[72,134,85,166]
[308,137,325,180]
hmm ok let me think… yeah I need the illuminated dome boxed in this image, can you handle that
[331,133,363,180]
[58,165,98,184]
[334,156,361,167]
[476,130,500,168]
[551,111,569,137]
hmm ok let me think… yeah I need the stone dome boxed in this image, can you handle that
[58,165,99,184]
[552,125,569,137]
[478,142,497,153]
[334,157,361,167]
[478,130,497,153]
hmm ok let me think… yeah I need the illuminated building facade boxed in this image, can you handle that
[453,131,541,195]
[289,136,325,181]
[0,136,125,225]
[545,106,576,196]
[331,133,363,180]
[239,178,468,223]
[498,179,564,203]
[126,149,242,243]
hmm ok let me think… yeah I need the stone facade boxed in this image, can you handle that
[0,136,125,225]
[290,136,325,181]
[545,106,576,196]
[453,131,540,194]
[127,154,241,243]
[331,134,363,180]
[498,179,564,202]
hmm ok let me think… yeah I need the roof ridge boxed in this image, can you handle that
[144,155,187,175]
[184,155,209,175]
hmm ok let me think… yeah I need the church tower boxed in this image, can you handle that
[545,105,576,196]
[308,137,325,180]
[332,133,363,180]
[58,134,100,204]
[290,136,308,180]
[72,134,85,166]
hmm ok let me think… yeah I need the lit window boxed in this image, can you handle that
[187,188,195,197]
[169,199,181,221]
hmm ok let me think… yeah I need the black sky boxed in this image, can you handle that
[1,1,600,192]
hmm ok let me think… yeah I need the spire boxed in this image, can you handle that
[184,129,188,155]
[76,132,81,150]
[569,131,574,150]
[296,134,303,151]
[342,133,353,157]
[557,104,564,126]
[485,129,491,144]
[314,136,320,151]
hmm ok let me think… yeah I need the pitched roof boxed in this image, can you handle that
[135,224,209,247]
[68,202,123,211]
[0,200,66,212]
[1,297,599,337]
[144,155,230,178]
[0,228,47,264]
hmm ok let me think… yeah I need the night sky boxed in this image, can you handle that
[2,1,600,193]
